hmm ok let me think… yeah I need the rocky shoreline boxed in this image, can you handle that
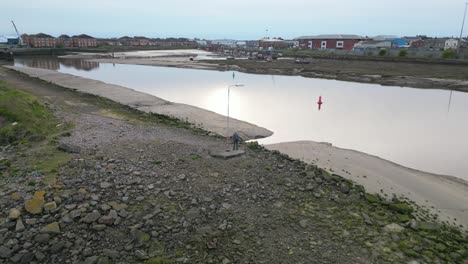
[0,65,467,263]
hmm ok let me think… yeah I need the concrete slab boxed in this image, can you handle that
[209,149,245,159]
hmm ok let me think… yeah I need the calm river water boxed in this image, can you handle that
[13,56,468,180]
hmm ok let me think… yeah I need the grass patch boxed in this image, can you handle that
[0,81,71,182]
[0,81,59,145]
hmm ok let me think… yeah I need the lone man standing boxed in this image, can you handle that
[232,131,240,151]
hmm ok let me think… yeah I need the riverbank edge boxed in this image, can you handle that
[5,64,467,230]
[3,66,273,141]
[72,54,468,92]
[266,140,468,229]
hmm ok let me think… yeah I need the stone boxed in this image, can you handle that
[186,208,200,220]
[41,221,60,234]
[209,149,245,159]
[384,223,405,233]
[133,229,150,245]
[91,224,107,231]
[82,211,101,223]
[0,245,12,258]
[70,209,82,219]
[50,242,65,253]
[108,202,128,211]
[177,174,186,180]
[134,250,148,260]
[8,208,21,220]
[299,219,308,228]
[98,215,114,225]
[44,202,57,212]
[15,219,25,232]
[65,204,77,210]
[57,142,81,153]
[102,249,119,259]
[53,196,62,204]
[100,182,112,189]
[83,256,99,264]
[34,234,50,244]
[365,194,379,203]
[35,251,46,261]
[10,192,21,201]
[389,202,413,214]
[20,252,35,263]
[222,203,232,209]
[25,194,45,215]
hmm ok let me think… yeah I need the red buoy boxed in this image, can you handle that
[317,96,323,110]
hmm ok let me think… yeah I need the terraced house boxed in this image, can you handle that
[21,33,58,47]
[71,34,97,47]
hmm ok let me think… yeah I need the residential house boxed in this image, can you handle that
[258,37,288,50]
[134,36,150,46]
[423,38,448,50]
[22,33,58,47]
[58,34,73,47]
[445,39,459,50]
[404,36,426,47]
[118,36,138,46]
[71,34,97,47]
[96,38,121,46]
[409,39,425,48]
[295,34,363,50]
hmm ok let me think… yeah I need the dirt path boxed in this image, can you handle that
[0,67,466,264]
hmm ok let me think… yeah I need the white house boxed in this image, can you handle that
[444,39,458,50]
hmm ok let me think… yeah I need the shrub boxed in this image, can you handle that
[379,49,387,56]
[399,50,408,57]
[442,49,456,59]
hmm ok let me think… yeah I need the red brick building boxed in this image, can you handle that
[409,39,425,48]
[22,33,58,47]
[295,34,362,50]
[58,34,73,47]
[71,34,97,47]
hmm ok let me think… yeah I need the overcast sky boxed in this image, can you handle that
[1,0,467,39]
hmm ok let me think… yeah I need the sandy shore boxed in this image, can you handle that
[5,66,272,140]
[266,141,468,229]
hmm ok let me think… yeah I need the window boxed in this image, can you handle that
[336,41,344,48]
[321,41,327,49]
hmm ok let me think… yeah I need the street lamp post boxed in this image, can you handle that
[227,84,244,141]
[457,2,468,56]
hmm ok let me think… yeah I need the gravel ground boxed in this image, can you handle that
[0,66,466,264]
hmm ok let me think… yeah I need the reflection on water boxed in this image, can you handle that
[14,57,468,180]
[14,57,99,71]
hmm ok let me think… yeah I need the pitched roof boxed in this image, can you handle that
[72,34,94,39]
[295,34,362,40]
[58,34,70,39]
[32,33,55,38]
